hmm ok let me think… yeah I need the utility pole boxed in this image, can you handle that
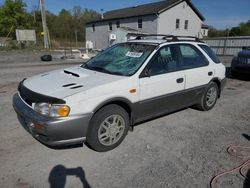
[40,0,49,49]
[32,6,36,23]
[75,29,78,48]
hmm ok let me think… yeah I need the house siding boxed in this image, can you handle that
[157,1,202,37]
[86,15,158,49]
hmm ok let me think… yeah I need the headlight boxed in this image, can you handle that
[34,103,70,117]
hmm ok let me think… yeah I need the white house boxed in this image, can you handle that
[86,0,205,49]
[201,24,209,38]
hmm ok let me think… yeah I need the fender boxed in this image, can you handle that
[210,77,226,98]
[92,97,135,126]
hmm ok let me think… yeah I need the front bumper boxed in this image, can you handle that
[231,60,250,74]
[12,93,93,147]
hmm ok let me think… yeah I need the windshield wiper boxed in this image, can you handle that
[89,66,125,76]
[83,63,125,76]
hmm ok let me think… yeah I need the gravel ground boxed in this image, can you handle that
[0,52,249,188]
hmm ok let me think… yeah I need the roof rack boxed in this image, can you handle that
[134,34,204,43]
[135,34,174,40]
[169,36,204,43]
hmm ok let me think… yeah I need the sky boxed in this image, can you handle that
[0,0,249,29]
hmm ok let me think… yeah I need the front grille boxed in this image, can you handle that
[19,90,32,106]
[238,57,250,64]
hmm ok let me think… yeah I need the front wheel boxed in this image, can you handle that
[196,82,219,111]
[86,104,129,152]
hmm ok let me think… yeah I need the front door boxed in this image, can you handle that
[136,45,185,122]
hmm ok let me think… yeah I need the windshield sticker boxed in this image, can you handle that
[126,51,143,58]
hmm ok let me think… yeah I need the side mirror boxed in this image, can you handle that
[242,46,247,50]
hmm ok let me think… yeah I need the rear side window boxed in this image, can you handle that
[199,45,220,64]
[179,44,208,69]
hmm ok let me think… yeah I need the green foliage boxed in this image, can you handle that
[31,6,99,46]
[230,20,250,36]
[0,0,33,38]
[0,0,99,45]
[208,20,250,37]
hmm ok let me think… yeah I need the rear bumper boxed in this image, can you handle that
[13,93,93,147]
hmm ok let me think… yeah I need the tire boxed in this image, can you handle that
[196,82,219,111]
[86,104,129,152]
[41,55,52,62]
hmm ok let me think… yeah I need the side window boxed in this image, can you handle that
[146,45,179,76]
[198,44,220,64]
[176,19,180,29]
[179,44,208,69]
[138,19,142,29]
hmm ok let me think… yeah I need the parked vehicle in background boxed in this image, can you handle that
[13,35,226,152]
[231,46,250,76]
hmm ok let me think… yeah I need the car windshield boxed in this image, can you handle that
[81,43,156,76]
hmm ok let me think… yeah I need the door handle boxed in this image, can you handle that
[208,71,213,76]
[176,78,184,83]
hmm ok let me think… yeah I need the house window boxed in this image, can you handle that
[138,19,142,29]
[116,21,120,28]
[109,22,112,31]
[184,20,188,30]
[176,19,180,29]
[203,30,206,35]
[92,24,95,32]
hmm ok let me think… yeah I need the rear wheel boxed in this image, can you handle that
[86,104,129,152]
[196,82,219,111]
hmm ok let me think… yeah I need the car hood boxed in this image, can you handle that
[23,66,125,99]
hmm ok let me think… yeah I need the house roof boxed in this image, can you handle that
[86,0,205,24]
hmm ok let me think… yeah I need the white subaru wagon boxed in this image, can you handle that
[13,35,226,152]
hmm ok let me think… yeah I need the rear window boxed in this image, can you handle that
[199,45,220,64]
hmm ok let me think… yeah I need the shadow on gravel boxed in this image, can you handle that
[242,133,250,188]
[244,169,250,188]
[242,134,250,141]
[44,143,84,150]
[226,67,250,81]
[48,165,91,188]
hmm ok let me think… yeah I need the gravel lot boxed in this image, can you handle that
[0,52,249,188]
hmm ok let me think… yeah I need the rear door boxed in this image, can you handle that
[136,44,185,122]
[178,44,214,105]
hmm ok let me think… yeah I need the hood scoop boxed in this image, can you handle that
[70,85,83,89]
[63,83,77,87]
[64,70,80,77]
[62,83,83,89]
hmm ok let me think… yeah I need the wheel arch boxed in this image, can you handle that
[210,77,222,98]
[93,97,134,127]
